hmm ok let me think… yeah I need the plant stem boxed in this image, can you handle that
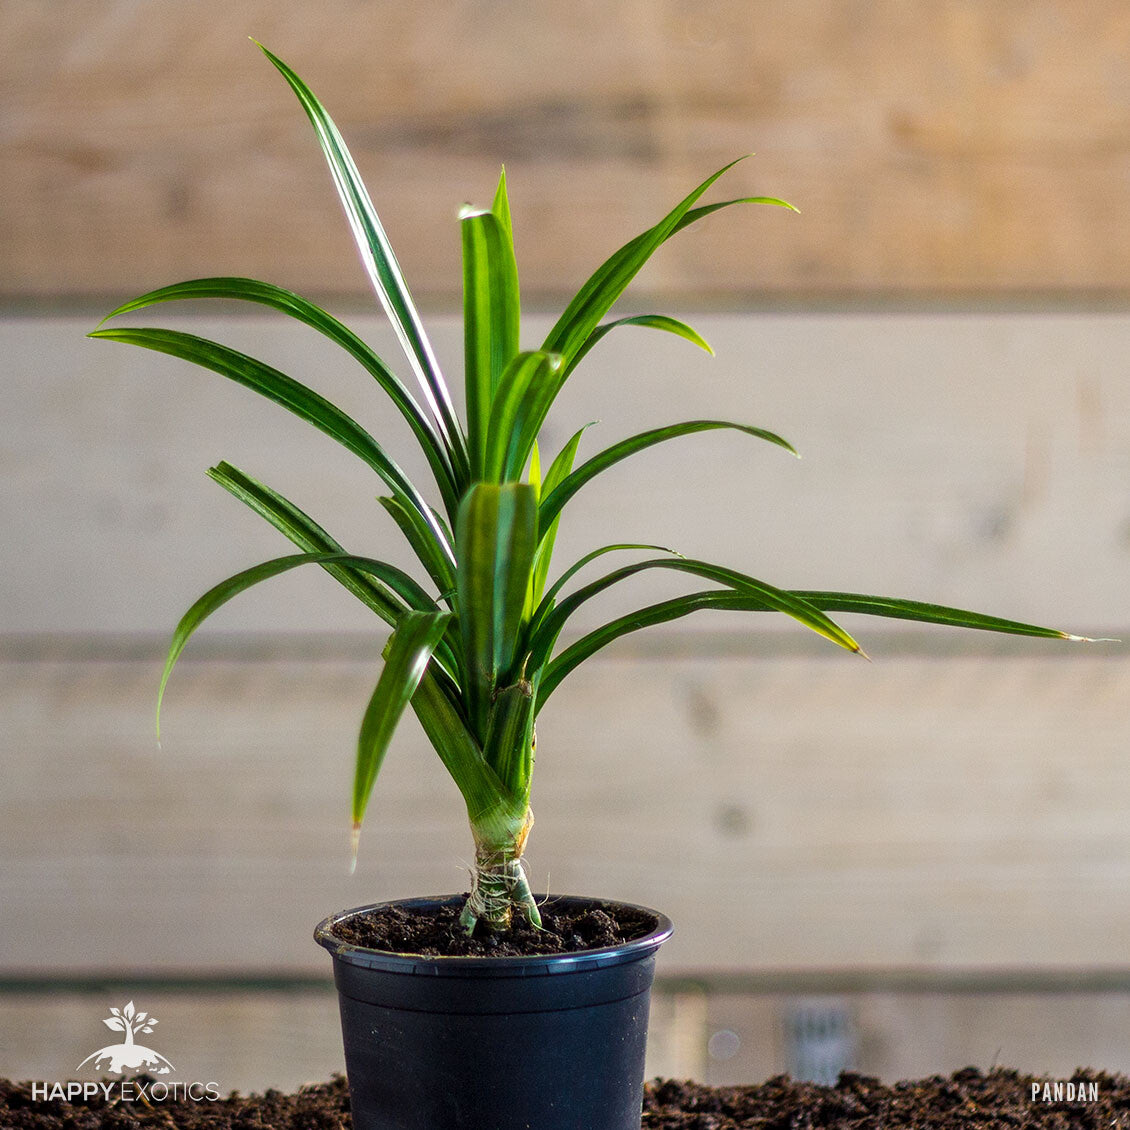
[461,807,541,934]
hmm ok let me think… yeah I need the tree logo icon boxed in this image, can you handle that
[75,1002,175,1075]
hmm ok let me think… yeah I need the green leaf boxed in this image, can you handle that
[352,610,453,854]
[89,326,454,565]
[539,590,742,705]
[532,542,683,632]
[409,670,514,823]
[673,194,799,237]
[792,592,1086,640]
[482,679,536,798]
[539,419,797,533]
[492,165,515,238]
[378,495,457,599]
[528,440,542,498]
[255,43,470,482]
[157,551,447,737]
[543,425,594,498]
[530,423,593,605]
[536,587,1083,708]
[464,162,750,463]
[208,463,410,620]
[544,185,794,388]
[527,557,861,676]
[206,462,460,681]
[98,277,458,516]
[456,483,539,736]
[563,313,713,378]
[483,350,563,482]
[462,197,520,479]
[542,158,748,368]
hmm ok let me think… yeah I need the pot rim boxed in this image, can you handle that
[315,893,673,977]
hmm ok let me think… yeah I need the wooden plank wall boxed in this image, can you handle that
[1,312,1126,979]
[5,987,1130,1091]
[7,2,1130,300]
[5,311,1128,635]
[4,647,1128,976]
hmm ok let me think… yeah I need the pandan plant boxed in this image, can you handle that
[91,45,1079,937]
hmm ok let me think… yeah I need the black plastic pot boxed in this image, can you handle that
[315,894,673,1130]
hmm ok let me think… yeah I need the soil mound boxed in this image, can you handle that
[3,1067,1128,1128]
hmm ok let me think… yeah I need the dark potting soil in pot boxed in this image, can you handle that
[330,894,658,956]
[4,1068,1129,1128]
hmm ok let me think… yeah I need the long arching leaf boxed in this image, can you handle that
[793,592,1091,640]
[537,589,1086,708]
[352,610,453,861]
[378,495,457,599]
[101,278,458,517]
[207,462,460,682]
[256,42,470,483]
[548,190,794,385]
[527,557,862,674]
[157,552,447,737]
[89,327,454,562]
[542,158,747,367]
[673,194,798,236]
[531,542,683,631]
[563,313,713,379]
[538,590,754,707]
[539,420,797,532]
[462,193,520,479]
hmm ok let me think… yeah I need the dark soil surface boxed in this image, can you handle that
[331,895,657,957]
[4,1068,1129,1128]
[641,1068,1130,1128]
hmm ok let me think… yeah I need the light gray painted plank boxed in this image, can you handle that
[2,651,1126,974]
[3,312,1125,636]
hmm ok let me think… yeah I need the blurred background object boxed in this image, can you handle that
[3,0,1129,1089]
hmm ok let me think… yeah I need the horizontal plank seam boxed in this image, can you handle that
[5,969,1130,995]
[1,631,1122,663]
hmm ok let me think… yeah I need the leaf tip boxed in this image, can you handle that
[1062,632,1120,643]
[349,822,361,874]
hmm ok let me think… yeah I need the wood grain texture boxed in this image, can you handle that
[3,312,1126,638]
[3,986,1130,1090]
[7,2,1130,298]
[2,648,1126,974]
